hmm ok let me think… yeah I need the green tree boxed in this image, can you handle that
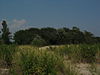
[57,27,85,44]
[31,35,46,46]
[40,27,58,45]
[0,30,3,44]
[1,21,11,44]
[14,28,40,44]
[14,26,99,45]
[83,31,96,44]
[71,27,85,44]
[57,28,68,44]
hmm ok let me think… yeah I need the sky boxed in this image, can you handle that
[0,0,100,36]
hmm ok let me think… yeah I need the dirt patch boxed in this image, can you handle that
[76,63,100,75]
[0,68,9,75]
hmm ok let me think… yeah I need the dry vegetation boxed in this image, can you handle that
[0,44,100,75]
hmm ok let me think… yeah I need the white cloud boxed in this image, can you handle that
[0,19,27,33]
[0,19,26,27]
[12,19,26,26]
[9,19,27,33]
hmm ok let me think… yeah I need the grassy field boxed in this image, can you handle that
[0,44,100,75]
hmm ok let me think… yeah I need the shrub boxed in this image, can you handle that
[31,35,46,47]
[80,44,98,63]
[0,45,16,67]
[54,44,98,63]
[12,48,65,75]
[54,45,81,62]
[9,46,81,75]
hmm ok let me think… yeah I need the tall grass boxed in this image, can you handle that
[0,44,100,75]
[0,45,17,68]
[53,44,99,63]
[10,46,81,75]
[79,44,98,63]
[11,48,65,75]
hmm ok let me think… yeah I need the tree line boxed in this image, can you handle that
[0,21,100,45]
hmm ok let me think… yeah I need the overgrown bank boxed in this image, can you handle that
[0,44,100,75]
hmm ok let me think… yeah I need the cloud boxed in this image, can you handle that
[0,19,26,27]
[12,19,26,26]
[9,19,27,33]
[0,19,27,33]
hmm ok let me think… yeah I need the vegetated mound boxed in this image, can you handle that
[0,44,100,75]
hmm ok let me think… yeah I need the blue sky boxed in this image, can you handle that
[0,0,100,36]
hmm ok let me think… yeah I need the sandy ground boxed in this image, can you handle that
[76,63,100,75]
[0,68,9,75]
[64,60,100,75]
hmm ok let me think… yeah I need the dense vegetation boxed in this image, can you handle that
[0,45,99,75]
[0,21,100,75]
[14,27,100,46]
[0,21,100,45]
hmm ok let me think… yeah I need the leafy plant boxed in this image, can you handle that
[31,35,46,47]
[13,48,64,75]
[0,45,16,67]
[80,44,97,63]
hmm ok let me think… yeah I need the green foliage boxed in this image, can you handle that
[0,45,16,67]
[80,44,97,63]
[83,31,97,44]
[31,35,46,47]
[12,48,64,75]
[0,39,4,45]
[1,21,11,44]
[0,44,99,75]
[40,27,58,45]
[14,27,99,45]
[54,44,98,63]
[14,30,32,45]
[14,28,40,45]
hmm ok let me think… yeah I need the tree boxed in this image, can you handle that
[40,27,58,45]
[70,27,85,44]
[57,28,68,44]
[14,28,40,45]
[57,27,85,44]
[31,35,46,46]
[1,21,11,44]
[83,31,96,44]
[14,26,99,45]
[95,37,100,43]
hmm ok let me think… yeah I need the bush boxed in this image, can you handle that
[0,45,16,67]
[80,44,98,63]
[54,44,98,63]
[0,39,4,45]
[54,45,81,62]
[31,35,46,47]
[12,48,65,75]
